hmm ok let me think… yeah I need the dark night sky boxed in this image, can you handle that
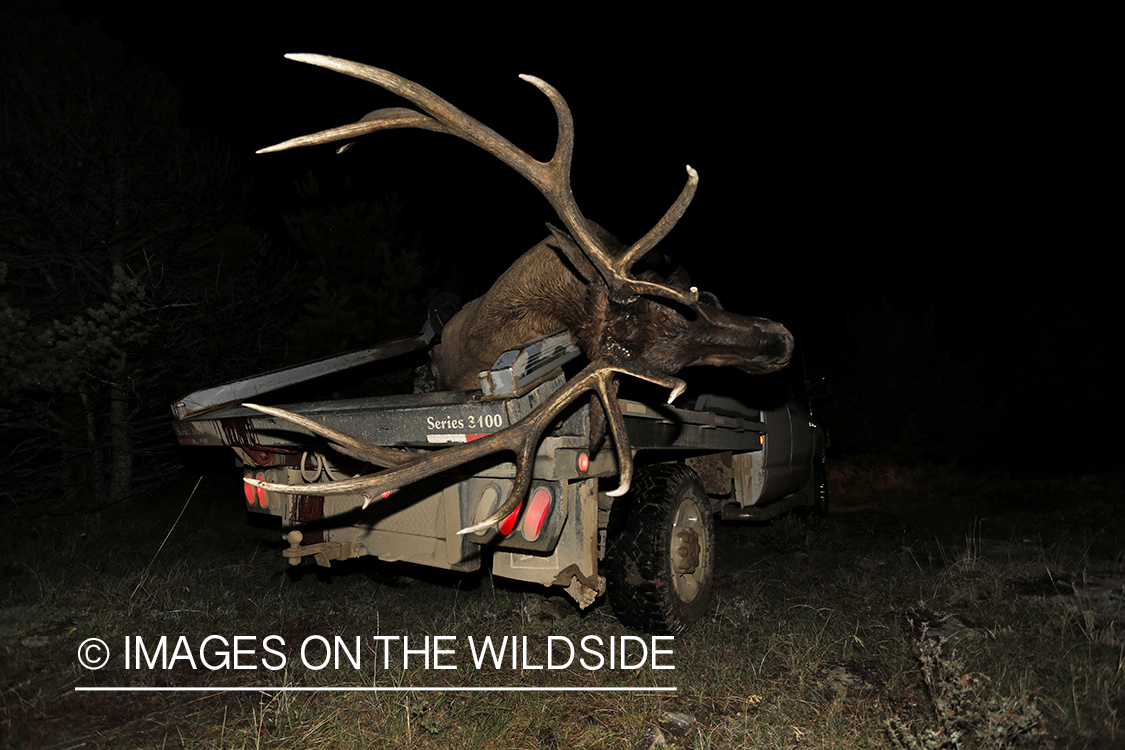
[72,7,1117,294]
[50,3,1125,468]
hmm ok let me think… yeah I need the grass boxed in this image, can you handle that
[2,463,1123,748]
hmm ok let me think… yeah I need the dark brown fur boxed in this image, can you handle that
[435,224,793,392]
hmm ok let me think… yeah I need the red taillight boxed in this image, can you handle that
[521,488,553,541]
[577,453,589,472]
[498,500,523,536]
[256,473,268,507]
[243,474,256,505]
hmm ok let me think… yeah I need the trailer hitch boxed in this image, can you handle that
[283,530,353,567]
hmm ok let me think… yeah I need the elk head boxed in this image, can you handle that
[245,55,793,534]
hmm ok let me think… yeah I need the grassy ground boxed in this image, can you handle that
[2,463,1122,749]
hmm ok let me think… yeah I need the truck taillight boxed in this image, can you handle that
[244,473,258,505]
[498,500,523,536]
[577,453,589,472]
[245,472,269,508]
[520,487,553,541]
[470,481,540,537]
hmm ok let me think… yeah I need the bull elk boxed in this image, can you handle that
[245,54,794,534]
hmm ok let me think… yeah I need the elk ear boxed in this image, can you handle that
[545,223,600,286]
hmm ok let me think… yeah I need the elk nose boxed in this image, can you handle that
[699,305,794,365]
[763,322,795,368]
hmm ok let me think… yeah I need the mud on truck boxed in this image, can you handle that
[172,322,826,635]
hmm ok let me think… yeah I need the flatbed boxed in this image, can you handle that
[173,329,822,634]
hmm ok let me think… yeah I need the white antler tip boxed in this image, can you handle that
[605,482,630,497]
[519,74,549,91]
[685,165,699,182]
[457,520,493,536]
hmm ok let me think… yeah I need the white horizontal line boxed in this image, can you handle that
[76,686,676,693]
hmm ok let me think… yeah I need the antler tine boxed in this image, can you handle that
[503,74,700,308]
[271,57,589,241]
[264,55,555,186]
[615,166,700,305]
[545,167,701,307]
[256,108,452,154]
[245,360,686,535]
[260,54,698,308]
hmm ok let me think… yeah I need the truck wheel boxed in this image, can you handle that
[605,463,715,635]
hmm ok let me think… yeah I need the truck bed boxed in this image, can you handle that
[172,381,767,456]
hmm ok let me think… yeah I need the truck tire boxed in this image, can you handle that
[605,463,715,635]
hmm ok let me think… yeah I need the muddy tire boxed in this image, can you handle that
[605,463,715,635]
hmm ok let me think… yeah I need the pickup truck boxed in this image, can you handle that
[172,321,825,635]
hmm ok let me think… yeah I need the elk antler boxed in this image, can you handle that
[238,403,419,468]
[244,357,686,535]
[257,54,699,307]
[250,57,730,534]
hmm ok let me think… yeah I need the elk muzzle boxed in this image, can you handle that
[684,304,795,374]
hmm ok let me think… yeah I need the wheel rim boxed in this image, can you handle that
[670,495,707,602]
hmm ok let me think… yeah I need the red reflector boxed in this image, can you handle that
[522,488,553,541]
[577,453,589,472]
[498,500,523,536]
[244,475,256,505]
[256,473,268,507]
